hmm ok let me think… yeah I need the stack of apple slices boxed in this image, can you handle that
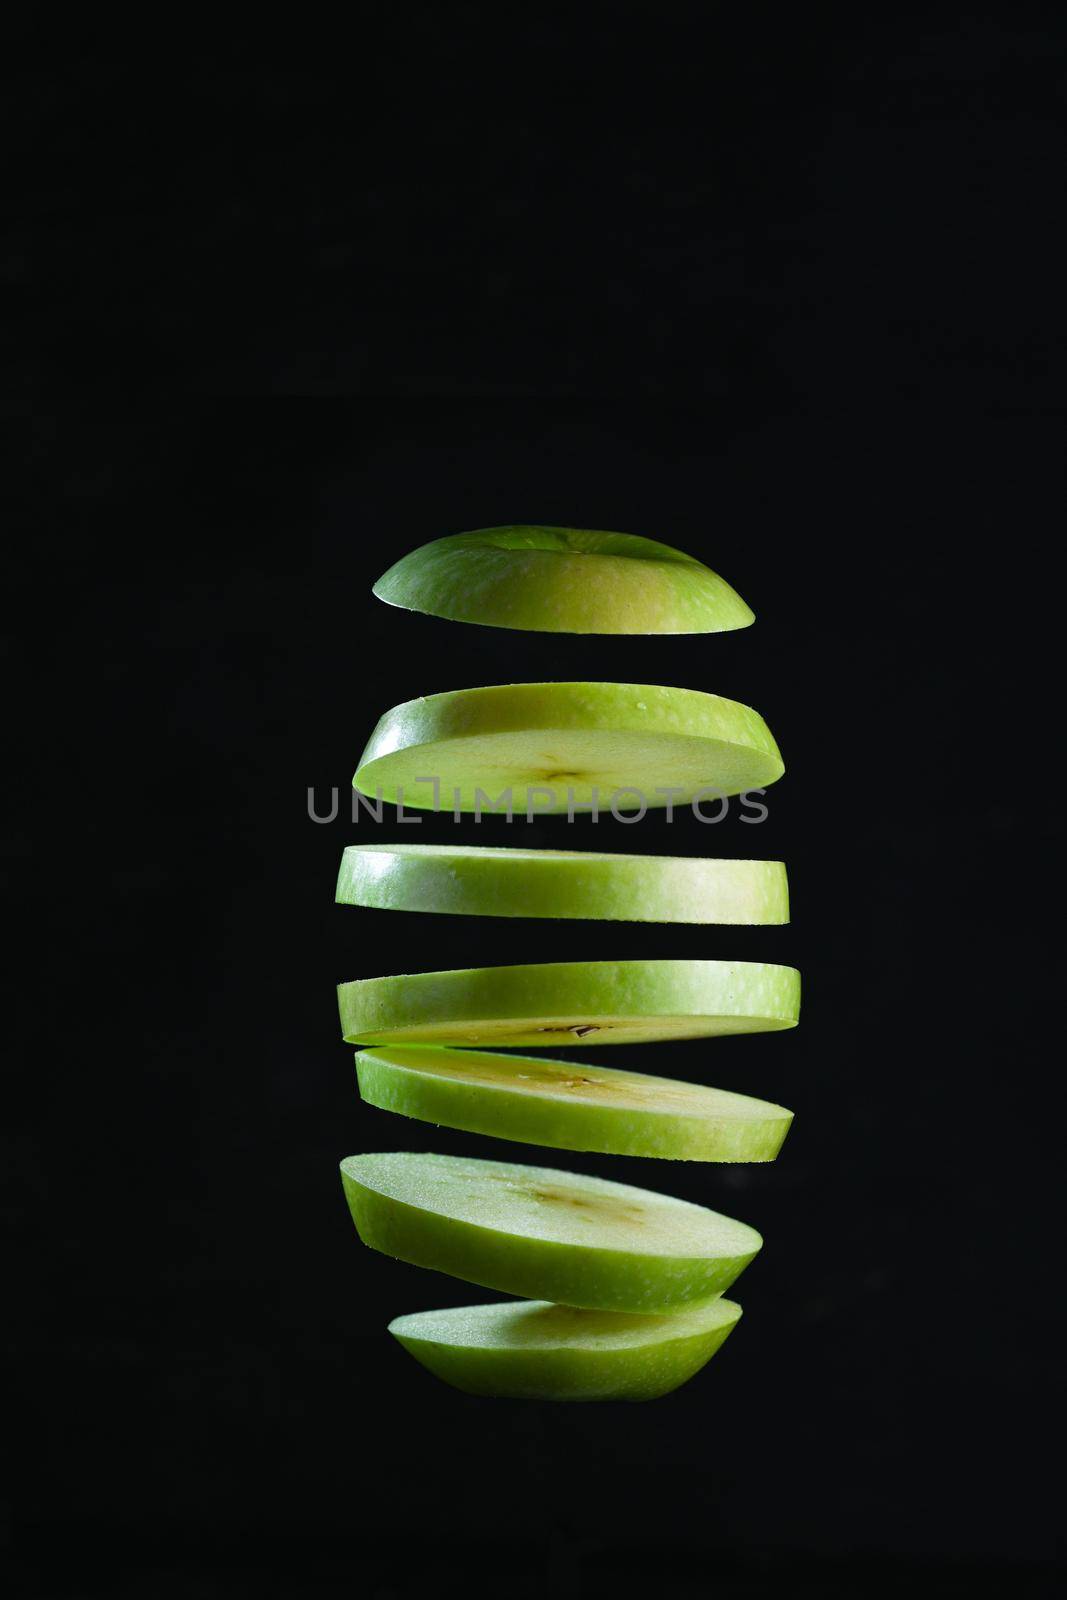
[336,528,800,1401]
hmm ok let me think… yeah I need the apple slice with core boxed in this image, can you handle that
[353,681,783,813]
[389,1295,743,1401]
[372,526,755,635]
[341,1151,761,1311]
[337,844,789,925]
[338,958,800,1048]
[355,1046,793,1162]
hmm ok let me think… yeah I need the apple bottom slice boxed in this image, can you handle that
[356,1046,793,1162]
[389,1296,742,1401]
[337,958,800,1048]
[340,1151,761,1312]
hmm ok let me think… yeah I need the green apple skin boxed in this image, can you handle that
[372,526,755,636]
[352,681,783,813]
[337,958,800,1048]
[355,1046,793,1162]
[389,1296,742,1401]
[340,1152,762,1313]
[337,844,789,925]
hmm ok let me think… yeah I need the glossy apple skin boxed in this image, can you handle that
[389,1296,743,1401]
[340,1151,762,1313]
[355,1045,793,1162]
[337,958,801,1048]
[372,526,755,635]
[337,844,789,925]
[352,680,784,813]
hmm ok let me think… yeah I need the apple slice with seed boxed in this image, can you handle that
[389,1295,743,1401]
[372,525,754,635]
[353,681,783,813]
[341,1151,761,1312]
[337,958,800,1048]
[355,1046,793,1162]
[337,844,788,925]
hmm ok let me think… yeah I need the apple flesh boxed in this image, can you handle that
[372,525,755,635]
[355,1045,793,1162]
[338,957,800,1048]
[353,681,784,813]
[337,844,789,925]
[389,1295,743,1401]
[340,1151,762,1311]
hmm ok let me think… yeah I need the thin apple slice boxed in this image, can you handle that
[372,526,754,635]
[356,1046,793,1162]
[337,958,800,1048]
[337,844,789,925]
[353,681,783,813]
[389,1295,742,1401]
[340,1151,761,1311]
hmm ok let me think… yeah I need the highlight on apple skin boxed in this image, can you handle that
[352,680,784,814]
[337,844,789,925]
[388,1296,743,1402]
[372,526,755,635]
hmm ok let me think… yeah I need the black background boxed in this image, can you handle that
[6,9,1064,1600]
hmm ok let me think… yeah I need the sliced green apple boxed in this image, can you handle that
[337,844,789,925]
[338,958,800,1048]
[340,1151,761,1311]
[353,681,783,813]
[389,1295,743,1401]
[372,526,755,635]
[355,1046,793,1162]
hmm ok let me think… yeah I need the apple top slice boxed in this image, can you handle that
[372,526,755,635]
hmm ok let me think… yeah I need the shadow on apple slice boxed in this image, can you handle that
[389,1295,743,1401]
[372,525,755,636]
[340,1151,761,1312]
[356,1045,793,1162]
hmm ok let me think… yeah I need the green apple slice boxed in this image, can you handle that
[355,1046,793,1162]
[388,1295,742,1401]
[372,526,755,635]
[340,1151,761,1311]
[338,958,800,1048]
[337,844,789,925]
[353,681,783,813]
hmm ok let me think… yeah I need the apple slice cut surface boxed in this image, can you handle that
[372,526,755,635]
[337,844,789,925]
[355,1046,793,1162]
[337,958,800,1048]
[389,1295,742,1400]
[352,681,783,813]
[341,1151,761,1311]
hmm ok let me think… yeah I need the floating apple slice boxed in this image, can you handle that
[340,1151,761,1311]
[372,526,755,635]
[356,1046,793,1162]
[337,844,789,925]
[338,958,800,1048]
[352,681,783,813]
[388,1295,743,1401]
